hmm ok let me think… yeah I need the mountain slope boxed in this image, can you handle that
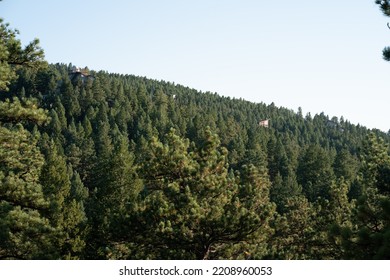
[1,63,389,259]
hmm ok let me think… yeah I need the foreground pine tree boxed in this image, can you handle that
[129,128,274,259]
[335,133,390,259]
[0,124,55,259]
[0,15,54,259]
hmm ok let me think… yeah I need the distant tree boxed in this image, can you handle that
[326,178,354,258]
[39,139,88,259]
[270,173,301,214]
[151,88,169,135]
[333,149,359,182]
[60,77,80,119]
[85,134,141,259]
[297,145,335,202]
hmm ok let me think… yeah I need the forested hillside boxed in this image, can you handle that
[1,16,390,260]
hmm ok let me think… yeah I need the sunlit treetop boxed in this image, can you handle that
[0,17,46,91]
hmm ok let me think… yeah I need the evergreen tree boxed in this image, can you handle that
[270,173,301,214]
[333,149,359,182]
[0,15,53,259]
[326,178,354,258]
[0,18,45,91]
[85,134,141,259]
[337,133,390,259]
[268,195,316,259]
[39,140,88,259]
[0,97,47,124]
[0,124,54,259]
[297,144,335,202]
[376,0,390,60]
[151,88,169,135]
[135,128,274,259]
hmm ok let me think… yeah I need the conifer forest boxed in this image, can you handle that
[1,2,390,260]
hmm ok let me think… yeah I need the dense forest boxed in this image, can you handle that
[1,6,390,259]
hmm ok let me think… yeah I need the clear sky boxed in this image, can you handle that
[2,0,390,132]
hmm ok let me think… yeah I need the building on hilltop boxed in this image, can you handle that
[259,119,270,128]
[69,66,93,83]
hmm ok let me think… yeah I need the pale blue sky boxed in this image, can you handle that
[2,0,390,132]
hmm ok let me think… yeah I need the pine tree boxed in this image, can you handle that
[135,128,274,259]
[0,14,54,259]
[0,97,47,124]
[39,140,88,259]
[268,195,316,259]
[0,124,54,259]
[151,88,169,135]
[337,133,390,259]
[270,173,301,214]
[333,149,358,182]
[0,18,45,91]
[65,167,88,259]
[326,178,354,258]
[376,1,390,60]
[85,130,141,258]
[297,144,335,202]
[48,109,62,136]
